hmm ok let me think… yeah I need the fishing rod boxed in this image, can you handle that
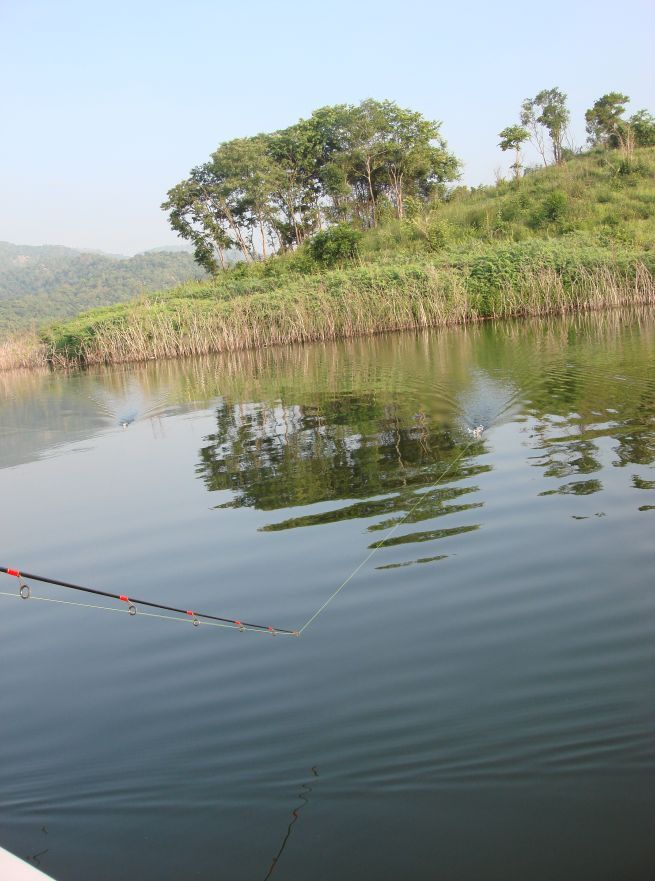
[1,411,504,639]
[0,565,298,636]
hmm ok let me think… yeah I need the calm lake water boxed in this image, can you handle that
[1,311,654,881]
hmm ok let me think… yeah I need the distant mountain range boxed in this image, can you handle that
[0,241,205,334]
[141,244,194,254]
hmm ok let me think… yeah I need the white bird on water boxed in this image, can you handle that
[468,425,485,438]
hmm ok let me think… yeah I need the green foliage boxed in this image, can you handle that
[162,99,460,268]
[425,220,453,251]
[307,224,362,266]
[0,243,205,335]
[535,190,569,227]
[521,88,570,165]
[31,241,654,369]
[467,240,574,294]
[498,125,530,179]
[464,236,654,312]
[630,110,655,147]
[585,92,630,148]
[498,126,529,152]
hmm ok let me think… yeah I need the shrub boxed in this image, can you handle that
[308,224,362,267]
[542,190,569,224]
[530,189,569,229]
[617,158,650,178]
[499,199,523,222]
[425,220,453,251]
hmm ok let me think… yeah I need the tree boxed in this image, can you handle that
[629,109,655,147]
[521,88,569,165]
[585,92,630,148]
[317,100,459,226]
[267,119,326,246]
[211,136,285,258]
[162,170,238,273]
[163,100,461,270]
[303,103,356,224]
[536,88,569,165]
[520,99,548,166]
[498,125,529,179]
[381,104,459,218]
[162,139,284,266]
[334,100,397,227]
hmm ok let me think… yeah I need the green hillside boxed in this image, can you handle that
[0,242,206,333]
[4,144,655,370]
[362,145,655,256]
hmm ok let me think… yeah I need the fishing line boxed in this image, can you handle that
[297,386,526,633]
[1,393,519,639]
[298,431,482,633]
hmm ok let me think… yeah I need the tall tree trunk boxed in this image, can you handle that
[390,167,404,219]
[222,202,251,261]
[553,137,562,165]
[286,190,301,245]
[259,216,268,259]
[365,156,377,227]
[529,125,548,166]
[314,196,323,230]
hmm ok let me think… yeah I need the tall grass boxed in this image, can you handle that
[7,261,649,370]
[0,333,50,371]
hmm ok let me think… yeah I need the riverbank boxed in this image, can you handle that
[2,255,653,371]
[3,146,655,371]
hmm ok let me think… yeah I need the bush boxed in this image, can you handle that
[307,224,362,267]
[499,198,524,222]
[425,220,453,251]
[531,189,569,229]
[541,190,569,224]
[617,158,650,178]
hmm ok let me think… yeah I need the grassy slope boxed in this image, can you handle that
[5,147,655,369]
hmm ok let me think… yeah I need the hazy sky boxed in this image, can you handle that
[1,0,654,255]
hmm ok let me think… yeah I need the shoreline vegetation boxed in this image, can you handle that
[4,262,653,371]
[2,97,654,372]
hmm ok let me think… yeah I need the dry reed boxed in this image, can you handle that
[0,333,50,372]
